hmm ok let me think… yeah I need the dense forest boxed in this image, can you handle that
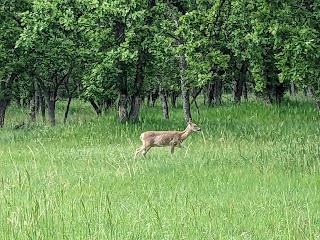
[1,0,319,127]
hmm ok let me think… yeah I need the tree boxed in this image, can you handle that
[80,0,158,122]
[0,0,30,127]
[18,0,87,125]
[274,0,320,109]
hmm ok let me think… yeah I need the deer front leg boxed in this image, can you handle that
[177,144,186,151]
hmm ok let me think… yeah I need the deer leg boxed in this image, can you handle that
[171,145,175,155]
[142,146,151,157]
[177,143,186,151]
[134,146,144,159]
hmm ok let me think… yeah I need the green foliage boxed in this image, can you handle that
[227,0,320,98]
[0,0,27,76]
[2,0,320,126]
[0,0,31,115]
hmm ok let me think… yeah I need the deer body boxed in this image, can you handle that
[134,122,201,159]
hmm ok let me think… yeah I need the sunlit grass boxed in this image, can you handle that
[0,97,320,239]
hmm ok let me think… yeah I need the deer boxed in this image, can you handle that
[134,121,201,159]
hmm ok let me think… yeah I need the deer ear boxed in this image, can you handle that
[187,119,192,124]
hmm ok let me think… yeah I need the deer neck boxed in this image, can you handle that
[180,127,192,141]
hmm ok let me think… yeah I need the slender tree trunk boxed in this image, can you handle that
[63,83,78,123]
[29,82,36,122]
[179,52,192,122]
[243,81,248,101]
[64,97,72,124]
[100,98,113,112]
[234,76,243,103]
[35,84,40,114]
[89,98,101,115]
[174,9,191,122]
[151,92,158,107]
[275,82,285,103]
[0,99,10,128]
[171,92,177,108]
[39,91,46,122]
[160,87,169,119]
[191,87,202,105]
[29,95,36,122]
[290,82,296,97]
[213,78,223,106]
[206,83,214,106]
[129,52,145,123]
[191,88,201,116]
[147,93,151,107]
[234,61,248,103]
[40,83,57,126]
[115,19,128,122]
[118,93,127,122]
[47,99,56,126]
[0,73,18,128]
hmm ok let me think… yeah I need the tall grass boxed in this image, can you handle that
[0,97,319,239]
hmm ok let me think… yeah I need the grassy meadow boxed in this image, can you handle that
[0,97,320,239]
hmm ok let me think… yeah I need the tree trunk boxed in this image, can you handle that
[63,83,78,123]
[89,98,102,115]
[171,92,177,108]
[129,51,145,123]
[147,93,151,107]
[40,92,46,122]
[206,83,214,106]
[35,84,40,114]
[0,73,18,128]
[115,20,127,122]
[275,82,285,103]
[0,99,10,128]
[100,98,113,112]
[160,88,169,119]
[47,99,56,126]
[234,76,243,103]
[41,84,57,126]
[234,61,248,103]
[243,81,248,100]
[290,82,296,97]
[205,77,223,106]
[191,88,201,116]
[213,78,223,106]
[129,95,141,122]
[64,97,72,124]
[118,93,127,122]
[151,92,158,107]
[29,95,36,122]
[179,52,192,122]
[181,88,191,122]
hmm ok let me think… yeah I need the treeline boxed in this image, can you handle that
[1,0,319,127]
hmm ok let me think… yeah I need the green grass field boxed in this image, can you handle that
[1,98,320,239]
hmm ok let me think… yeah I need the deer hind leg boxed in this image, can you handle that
[142,146,151,157]
[134,143,152,159]
[134,146,144,159]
